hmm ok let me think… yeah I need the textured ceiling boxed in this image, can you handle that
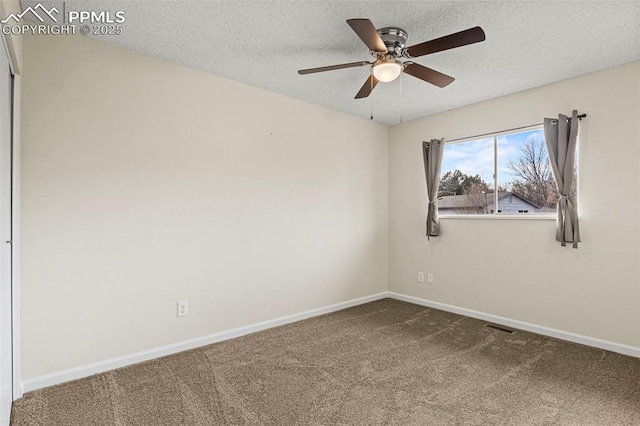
[21,0,640,125]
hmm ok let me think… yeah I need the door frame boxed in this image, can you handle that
[0,31,20,402]
[10,73,20,401]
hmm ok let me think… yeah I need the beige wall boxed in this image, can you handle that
[20,33,388,379]
[389,62,640,347]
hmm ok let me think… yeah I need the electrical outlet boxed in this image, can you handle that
[427,273,434,284]
[417,272,425,283]
[177,300,189,317]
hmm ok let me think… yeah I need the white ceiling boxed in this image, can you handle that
[22,0,640,125]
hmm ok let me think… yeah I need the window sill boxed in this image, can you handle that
[440,214,557,221]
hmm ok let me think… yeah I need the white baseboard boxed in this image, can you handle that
[388,292,640,358]
[21,292,388,393]
[20,290,640,394]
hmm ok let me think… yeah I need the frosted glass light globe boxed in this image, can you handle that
[373,60,402,82]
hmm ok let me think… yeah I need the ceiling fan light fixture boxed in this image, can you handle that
[372,58,402,82]
[298,19,486,99]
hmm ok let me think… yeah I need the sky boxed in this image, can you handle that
[441,129,545,188]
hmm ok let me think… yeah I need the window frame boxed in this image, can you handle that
[438,124,561,220]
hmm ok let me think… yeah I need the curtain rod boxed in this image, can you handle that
[445,113,587,144]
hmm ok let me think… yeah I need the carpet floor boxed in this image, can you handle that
[11,298,640,425]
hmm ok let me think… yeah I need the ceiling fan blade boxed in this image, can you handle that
[298,61,370,75]
[355,75,379,99]
[404,26,485,58]
[403,63,455,88]
[347,19,387,53]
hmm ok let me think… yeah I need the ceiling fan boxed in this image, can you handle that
[298,19,486,99]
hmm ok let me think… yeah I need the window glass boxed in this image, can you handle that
[439,138,494,215]
[497,129,557,214]
[438,127,577,216]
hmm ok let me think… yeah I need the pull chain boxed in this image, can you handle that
[370,77,374,120]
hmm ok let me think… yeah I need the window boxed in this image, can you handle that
[438,127,577,216]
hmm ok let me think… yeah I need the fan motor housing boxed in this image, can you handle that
[376,27,408,55]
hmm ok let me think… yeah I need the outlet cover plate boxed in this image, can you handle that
[177,300,189,317]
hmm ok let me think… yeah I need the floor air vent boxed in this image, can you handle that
[484,324,515,333]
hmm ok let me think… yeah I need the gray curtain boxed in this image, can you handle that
[543,110,580,248]
[422,139,445,238]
